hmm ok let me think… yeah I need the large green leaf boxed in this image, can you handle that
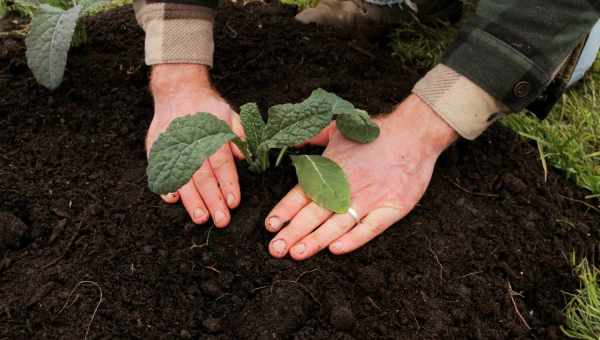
[25,4,81,90]
[239,102,265,157]
[260,104,331,149]
[291,155,350,213]
[147,113,236,195]
[337,109,380,143]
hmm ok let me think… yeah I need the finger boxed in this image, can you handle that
[192,163,231,228]
[231,112,245,139]
[160,192,180,204]
[289,212,358,260]
[229,141,245,160]
[269,202,333,258]
[178,182,209,224]
[229,113,246,160]
[305,121,336,146]
[265,185,311,233]
[209,144,241,209]
[329,205,405,255]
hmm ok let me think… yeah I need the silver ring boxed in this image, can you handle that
[347,207,359,222]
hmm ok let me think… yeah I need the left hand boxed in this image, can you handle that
[264,95,459,259]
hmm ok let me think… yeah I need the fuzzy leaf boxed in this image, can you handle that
[239,102,265,156]
[260,88,351,149]
[80,0,109,16]
[291,155,350,213]
[337,109,380,143]
[25,4,81,90]
[147,113,236,194]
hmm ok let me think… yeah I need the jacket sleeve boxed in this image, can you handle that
[133,0,217,66]
[413,0,600,140]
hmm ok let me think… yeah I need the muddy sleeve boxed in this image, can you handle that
[133,0,217,66]
[413,0,600,140]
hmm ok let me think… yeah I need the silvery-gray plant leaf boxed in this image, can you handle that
[25,4,82,90]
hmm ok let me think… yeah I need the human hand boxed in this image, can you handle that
[265,94,458,259]
[146,64,244,228]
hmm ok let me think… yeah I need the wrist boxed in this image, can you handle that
[385,94,459,154]
[150,64,212,97]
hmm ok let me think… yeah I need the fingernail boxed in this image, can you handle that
[214,210,225,223]
[193,208,205,220]
[331,241,343,252]
[267,216,282,231]
[271,239,286,255]
[227,193,236,207]
[294,243,306,255]
[161,193,176,201]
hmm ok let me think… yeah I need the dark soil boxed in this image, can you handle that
[1,3,599,340]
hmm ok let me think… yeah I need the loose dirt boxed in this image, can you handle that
[1,3,598,339]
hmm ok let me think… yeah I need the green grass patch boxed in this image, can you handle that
[279,0,318,10]
[390,21,457,69]
[502,56,600,198]
[562,255,600,340]
[86,0,132,15]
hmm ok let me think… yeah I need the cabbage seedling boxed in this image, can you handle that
[146,88,380,213]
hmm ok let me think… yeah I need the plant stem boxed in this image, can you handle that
[275,146,288,167]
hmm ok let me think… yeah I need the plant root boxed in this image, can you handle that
[507,281,531,330]
[58,281,104,340]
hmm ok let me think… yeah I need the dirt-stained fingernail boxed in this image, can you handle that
[214,210,226,224]
[330,241,343,253]
[271,239,286,255]
[193,208,205,221]
[227,193,236,207]
[293,243,306,255]
[267,216,282,231]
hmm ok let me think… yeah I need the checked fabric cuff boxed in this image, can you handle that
[412,64,509,140]
[134,0,216,66]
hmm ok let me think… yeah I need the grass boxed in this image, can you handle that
[279,0,318,10]
[502,56,600,199]
[562,255,600,340]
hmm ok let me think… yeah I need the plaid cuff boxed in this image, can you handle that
[412,64,509,140]
[134,0,215,66]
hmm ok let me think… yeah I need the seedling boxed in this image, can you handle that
[147,89,380,213]
[24,0,106,90]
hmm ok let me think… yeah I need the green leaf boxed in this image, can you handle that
[25,4,82,90]
[80,0,109,16]
[239,102,265,157]
[291,155,350,213]
[337,109,380,143]
[147,113,236,194]
[260,88,345,149]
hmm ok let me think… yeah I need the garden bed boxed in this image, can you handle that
[1,3,599,339]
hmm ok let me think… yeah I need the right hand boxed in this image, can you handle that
[146,64,244,228]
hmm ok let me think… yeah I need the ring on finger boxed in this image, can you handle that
[347,207,360,223]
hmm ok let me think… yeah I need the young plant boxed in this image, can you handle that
[24,0,106,90]
[147,89,380,213]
